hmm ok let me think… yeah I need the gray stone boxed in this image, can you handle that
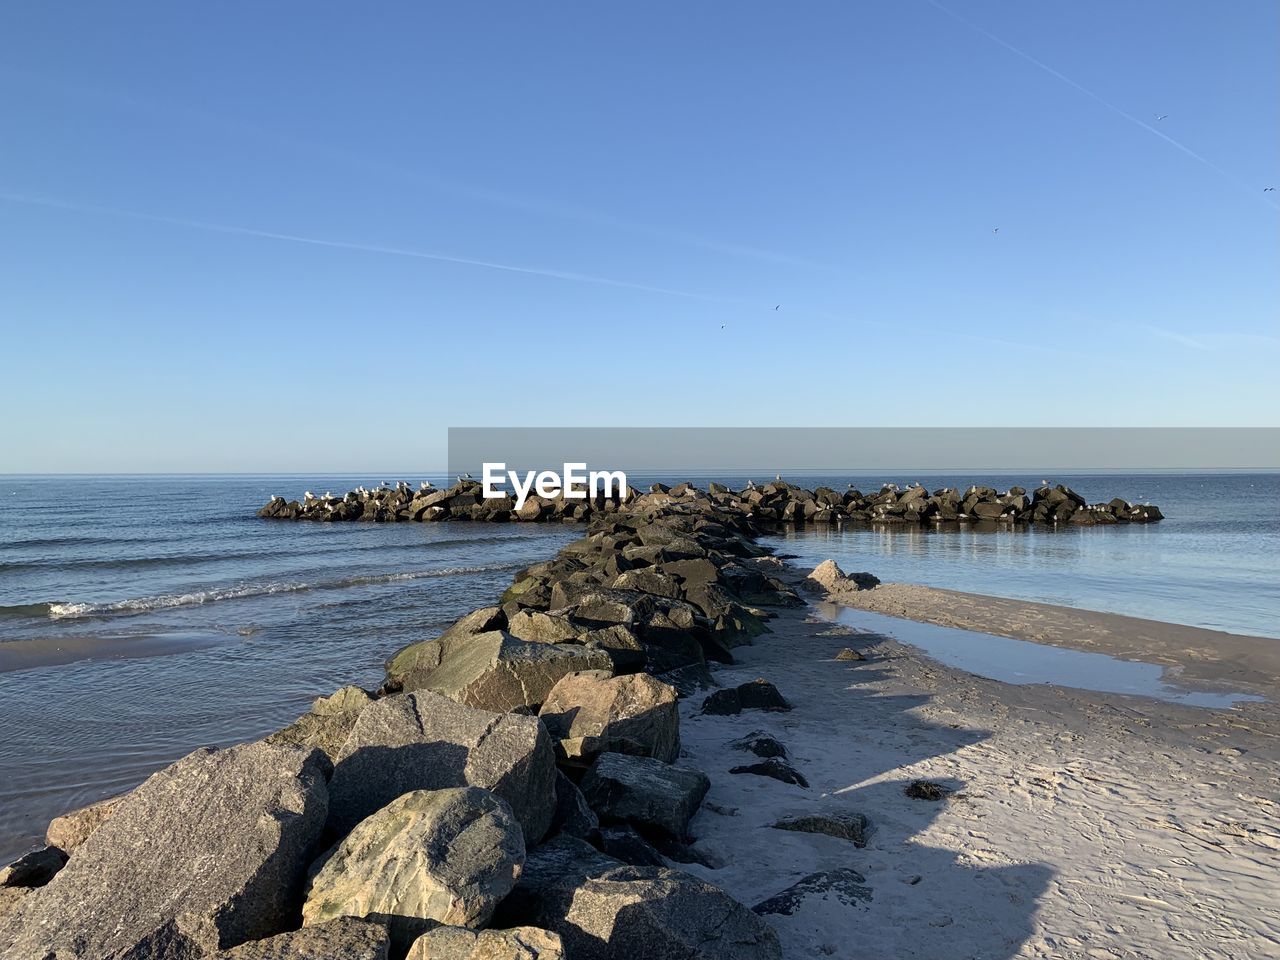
[536,865,781,960]
[406,925,563,960]
[752,868,872,916]
[548,771,599,841]
[579,753,709,839]
[0,846,67,888]
[327,691,557,843]
[266,685,374,759]
[493,836,622,930]
[304,788,524,952]
[729,758,809,788]
[45,794,123,854]
[384,607,507,691]
[700,679,791,716]
[0,741,329,960]
[404,632,614,712]
[727,731,788,760]
[507,611,584,644]
[770,812,871,847]
[211,917,390,959]
[538,672,680,765]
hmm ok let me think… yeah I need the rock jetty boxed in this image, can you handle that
[258,478,1164,527]
[3,493,804,959]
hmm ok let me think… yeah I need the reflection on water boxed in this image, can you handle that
[761,473,1279,638]
[827,606,1265,709]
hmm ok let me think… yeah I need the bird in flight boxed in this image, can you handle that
[720,323,726,329]
[774,305,780,310]
[993,228,1000,234]
[1154,114,1168,121]
[1266,187,1276,192]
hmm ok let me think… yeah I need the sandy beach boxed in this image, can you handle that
[678,569,1280,959]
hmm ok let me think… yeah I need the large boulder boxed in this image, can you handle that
[538,672,680,765]
[327,691,557,843]
[266,685,374,759]
[402,631,614,712]
[578,753,709,839]
[0,742,330,960]
[304,788,524,952]
[406,926,563,960]
[384,607,508,691]
[211,917,390,959]
[528,865,781,960]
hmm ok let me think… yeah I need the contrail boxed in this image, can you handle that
[0,64,835,272]
[0,191,763,306]
[927,0,1279,209]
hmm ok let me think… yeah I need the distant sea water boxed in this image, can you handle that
[0,471,1276,862]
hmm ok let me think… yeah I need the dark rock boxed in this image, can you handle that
[654,662,717,697]
[211,917,390,959]
[0,742,330,960]
[727,730,788,760]
[579,753,710,838]
[595,825,667,867]
[548,771,600,841]
[904,779,952,801]
[770,812,871,847]
[752,867,873,916]
[521,864,781,960]
[327,691,557,844]
[0,846,67,888]
[700,679,791,715]
[729,758,809,788]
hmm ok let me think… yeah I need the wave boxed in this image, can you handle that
[42,563,525,620]
[0,602,56,620]
[0,550,286,574]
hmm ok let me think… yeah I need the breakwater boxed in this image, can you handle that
[2,490,811,959]
[258,478,1164,527]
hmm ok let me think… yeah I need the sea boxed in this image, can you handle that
[0,471,1276,861]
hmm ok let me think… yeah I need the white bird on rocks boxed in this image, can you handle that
[775,473,782,481]
[746,479,756,490]
[420,481,433,491]
[457,473,473,482]
[304,490,315,501]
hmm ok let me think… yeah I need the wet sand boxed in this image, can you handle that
[821,581,1280,698]
[680,568,1280,958]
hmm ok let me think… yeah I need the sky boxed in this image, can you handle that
[0,1,1277,473]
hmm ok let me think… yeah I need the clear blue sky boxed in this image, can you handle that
[1,1,1276,472]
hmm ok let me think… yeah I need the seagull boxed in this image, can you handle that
[303,490,314,501]
[1266,187,1277,192]
[1041,479,1050,486]
[775,473,782,481]
[774,305,780,310]
[746,479,756,489]
[993,228,999,234]
[720,323,725,329]
[1155,114,1168,121]
[419,481,433,490]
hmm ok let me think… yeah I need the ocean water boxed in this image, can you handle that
[0,475,577,862]
[757,472,1280,639]
[0,471,1276,862]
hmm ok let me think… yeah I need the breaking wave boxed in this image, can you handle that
[41,563,524,620]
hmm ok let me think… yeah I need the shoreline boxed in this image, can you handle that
[680,569,1280,958]
[820,580,1280,699]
